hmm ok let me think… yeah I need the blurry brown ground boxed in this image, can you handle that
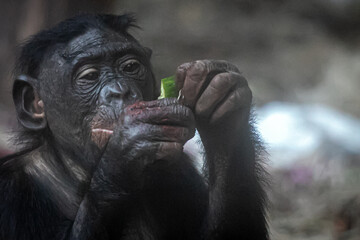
[1,0,360,239]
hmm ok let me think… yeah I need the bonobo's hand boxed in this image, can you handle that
[91,98,195,196]
[175,60,252,146]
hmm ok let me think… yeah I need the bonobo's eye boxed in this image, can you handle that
[77,68,100,81]
[120,59,142,75]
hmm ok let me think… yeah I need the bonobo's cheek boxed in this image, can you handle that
[90,106,117,149]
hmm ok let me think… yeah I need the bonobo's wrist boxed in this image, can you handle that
[89,167,131,203]
[86,179,133,226]
[197,111,250,152]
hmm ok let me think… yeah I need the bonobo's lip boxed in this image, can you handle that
[91,128,114,149]
[90,105,117,131]
[91,128,114,134]
[91,123,115,132]
[90,105,117,148]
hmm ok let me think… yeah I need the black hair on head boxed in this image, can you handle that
[15,13,137,79]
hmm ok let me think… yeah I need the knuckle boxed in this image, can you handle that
[234,74,248,86]
[227,92,238,105]
[218,72,233,84]
[206,60,240,73]
[209,72,235,91]
[228,63,240,73]
[223,61,240,73]
[212,73,227,88]
[177,102,195,121]
[177,62,192,71]
[160,97,177,106]
[188,60,207,78]
[194,60,206,68]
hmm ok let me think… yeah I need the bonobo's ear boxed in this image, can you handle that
[13,75,46,130]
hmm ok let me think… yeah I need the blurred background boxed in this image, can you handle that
[0,0,360,239]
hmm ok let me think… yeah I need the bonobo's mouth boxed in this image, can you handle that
[90,105,117,149]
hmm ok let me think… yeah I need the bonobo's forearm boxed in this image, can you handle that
[200,119,268,240]
[66,155,133,240]
[67,193,107,240]
[66,179,132,239]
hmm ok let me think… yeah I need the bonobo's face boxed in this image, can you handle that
[37,28,155,154]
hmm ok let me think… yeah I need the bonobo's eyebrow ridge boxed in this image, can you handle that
[62,42,147,65]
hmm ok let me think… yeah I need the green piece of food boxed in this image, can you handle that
[158,75,178,99]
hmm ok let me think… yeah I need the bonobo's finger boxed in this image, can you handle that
[209,85,252,125]
[176,61,207,109]
[144,124,195,144]
[176,60,240,109]
[124,141,184,161]
[195,72,246,119]
[126,98,178,111]
[125,103,195,128]
[155,142,183,160]
[112,136,186,162]
[175,62,192,90]
[120,140,159,161]
[124,123,194,144]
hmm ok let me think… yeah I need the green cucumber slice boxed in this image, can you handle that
[158,75,178,99]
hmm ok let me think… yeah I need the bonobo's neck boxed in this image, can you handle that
[24,142,90,220]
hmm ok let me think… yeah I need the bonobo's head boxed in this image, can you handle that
[13,14,157,156]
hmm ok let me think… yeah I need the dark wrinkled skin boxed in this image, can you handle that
[0,26,268,239]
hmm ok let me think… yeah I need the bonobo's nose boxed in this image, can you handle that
[98,81,142,106]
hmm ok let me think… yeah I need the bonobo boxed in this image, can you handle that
[0,14,268,240]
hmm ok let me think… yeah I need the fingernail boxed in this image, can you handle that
[177,89,184,102]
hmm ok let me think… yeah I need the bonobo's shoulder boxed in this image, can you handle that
[0,149,39,196]
[0,150,36,218]
[0,149,41,200]
[0,148,35,175]
[0,150,66,239]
